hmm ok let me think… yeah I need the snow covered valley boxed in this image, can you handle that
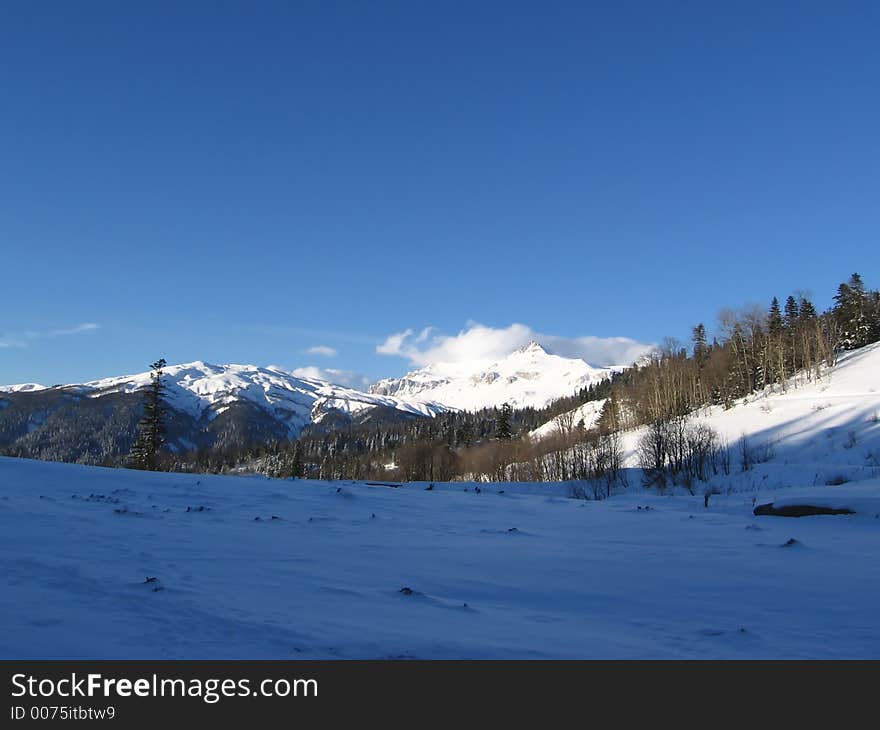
[2,455,879,659]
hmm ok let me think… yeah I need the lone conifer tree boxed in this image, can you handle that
[691,323,709,364]
[129,358,168,470]
[495,402,513,439]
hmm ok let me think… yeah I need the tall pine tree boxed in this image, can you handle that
[783,295,799,330]
[767,297,783,336]
[833,273,869,349]
[129,358,168,471]
[691,323,709,365]
[495,402,513,439]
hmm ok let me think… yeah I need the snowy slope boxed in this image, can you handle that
[530,399,607,440]
[0,383,46,393]
[1,455,879,659]
[618,342,880,478]
[370,342,613,411]
[58,361,446,436]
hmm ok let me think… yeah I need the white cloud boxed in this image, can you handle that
[376,329,413,356]
[0,322,99,349]
[306,345,337,357]
[290,366,372,390]
[376,322,655,368]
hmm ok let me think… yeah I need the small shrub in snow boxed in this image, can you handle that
[739,435,752,472]
[719,439,731,476]
[638,416,721,493]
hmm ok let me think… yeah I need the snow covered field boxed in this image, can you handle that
[2,345,879,659]
[2,455,879,659]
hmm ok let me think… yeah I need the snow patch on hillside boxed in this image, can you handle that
[530,399,608,440]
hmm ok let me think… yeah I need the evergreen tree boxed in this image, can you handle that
[783,295,800,330]
[691,323,709,364]
[833,273,869,349]
[455,420,474,448]
[495,402,513,439]
[799,297,817,320]
[128,358,168,470]
[597,391,621,433]
[765,297,785,384]
[767,297,783,336]
[869,290,880,342]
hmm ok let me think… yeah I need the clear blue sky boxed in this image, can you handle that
[2,1,878,385]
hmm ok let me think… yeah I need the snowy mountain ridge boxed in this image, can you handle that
[370,341,615,411]
[2,344,617,431]
[68,360,447,436]
[0,383,47,393]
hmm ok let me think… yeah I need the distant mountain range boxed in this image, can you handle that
[0,344,615,464]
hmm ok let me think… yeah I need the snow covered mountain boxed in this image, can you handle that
[0,346,614,463]
[0,383,47,393]
[0,362,448,463]
[72,361,447,435]
[370,342,614,411]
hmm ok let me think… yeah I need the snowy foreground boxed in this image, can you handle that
[2,456,879,659]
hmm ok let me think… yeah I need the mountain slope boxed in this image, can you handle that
[0,383,46,393]
[607,342,880,487]
[0,362,447,464]
[79,361,445,433]
[530,399,608,441]
[370,342,614,411]
[1,345,613,465]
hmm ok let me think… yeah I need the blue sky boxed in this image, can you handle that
[2,1,878,385]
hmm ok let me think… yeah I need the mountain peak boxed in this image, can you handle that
[370,343,612,410]
[514,341,549,355]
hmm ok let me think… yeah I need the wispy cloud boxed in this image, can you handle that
[377,322,655,368]
[48,322,99,337]
[0,322,100,349]
[290,366,372,390]
[376,329,414,356]
[306,345,337,357]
